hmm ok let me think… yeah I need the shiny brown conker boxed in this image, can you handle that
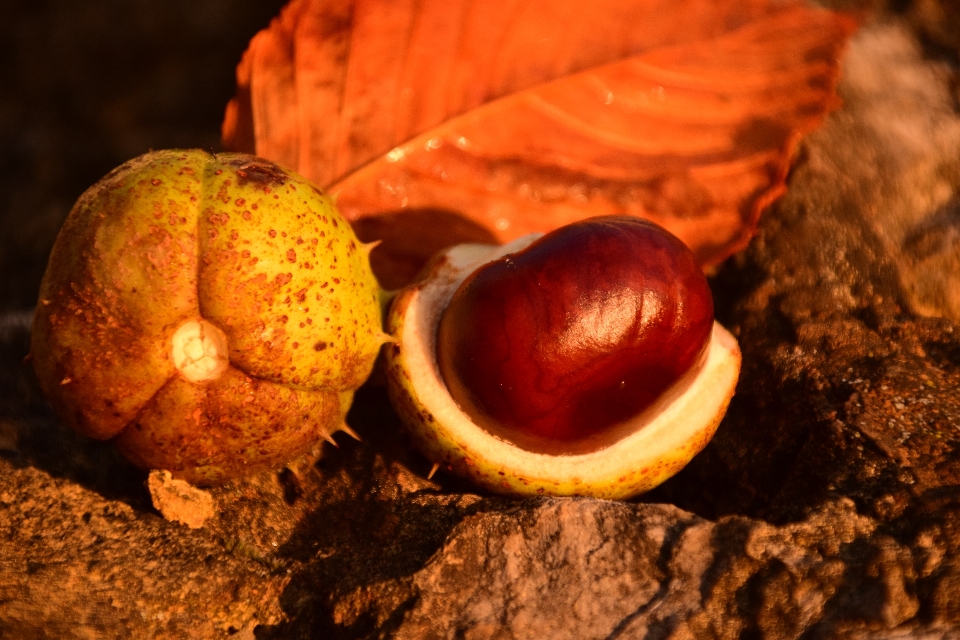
[436,216,714,454]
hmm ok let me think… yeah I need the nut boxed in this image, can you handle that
[384,216,741,498]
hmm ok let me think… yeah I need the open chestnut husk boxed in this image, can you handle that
[384,216,740,498]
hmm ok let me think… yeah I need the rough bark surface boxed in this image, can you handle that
[2,2,960,639]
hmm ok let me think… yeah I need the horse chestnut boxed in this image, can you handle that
[437,217,714,455]
[31,150,384,485]
[384,216,740,498]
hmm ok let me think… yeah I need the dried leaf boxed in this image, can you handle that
[224,0,855,288]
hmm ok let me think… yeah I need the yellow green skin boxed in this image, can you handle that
[384,243,740,499]
[31,150,383,485]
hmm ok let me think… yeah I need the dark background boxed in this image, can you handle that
[0,0,288,313]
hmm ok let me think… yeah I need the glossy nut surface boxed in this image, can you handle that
[437,216,714,454]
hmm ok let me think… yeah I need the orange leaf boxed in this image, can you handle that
[224,0,855,288]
